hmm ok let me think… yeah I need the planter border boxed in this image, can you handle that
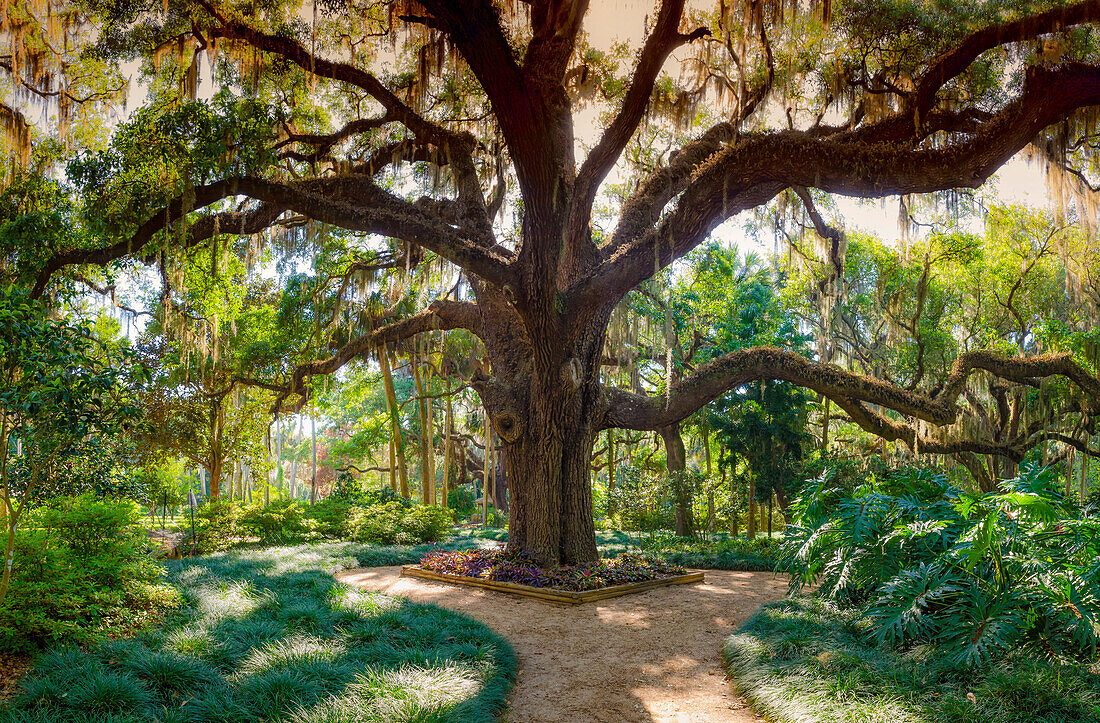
[399,565,704,604]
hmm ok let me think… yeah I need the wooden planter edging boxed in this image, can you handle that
[399,566,704,604]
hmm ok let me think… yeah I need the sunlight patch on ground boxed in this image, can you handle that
[289,663,489,723]
[237,636,347,677]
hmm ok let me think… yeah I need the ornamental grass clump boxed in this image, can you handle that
[419,549,685,591]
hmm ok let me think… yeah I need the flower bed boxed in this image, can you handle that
[418,548,686,591]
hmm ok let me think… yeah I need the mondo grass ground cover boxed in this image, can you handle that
[724,597,1100,723]
[0,542,516,723]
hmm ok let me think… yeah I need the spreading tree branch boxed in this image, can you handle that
[570,0,709,239]
[601,346,1100,441]
[34,174,514,296]
[911,0,1100,126]
[263,300,483,412]
[570,63,1100,324]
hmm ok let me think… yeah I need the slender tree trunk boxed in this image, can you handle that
[703,424,715,536]
[289,414,301,499]
[208,395,225,498]
[821,398,831,450]
[768,494,773,538]
[264,425,271,505]
[725,467,737,536]
[378,345,409,497]
[1067,449,1076,499]
[442,389,453,509]
[1081,452,1089,503]
[747,480,757,539]
[275,417,284,499]
[310,412,318,504]
[0,419,15,606]
[412,345,434,505]
[482,411,491,527]
[607,428,617,517]
[660,423,694,537]
[458,442,467,495]
[388,431,397,493]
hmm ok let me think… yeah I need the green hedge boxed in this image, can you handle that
[185,497,454,553]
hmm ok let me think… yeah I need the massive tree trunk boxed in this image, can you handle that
[477,301,610,565]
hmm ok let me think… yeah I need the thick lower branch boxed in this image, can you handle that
[601,346,1100,439]
[264,300,483,412]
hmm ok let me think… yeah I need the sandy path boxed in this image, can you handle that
[336,566,786,722]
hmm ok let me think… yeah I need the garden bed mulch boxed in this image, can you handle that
[337,565,786,723]
[0,653,30,703]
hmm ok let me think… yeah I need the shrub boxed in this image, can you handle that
[345,501,405,544]
[238,498,307,542]
[448,485,477,518]
[40,493,143,558]
[638,530,786,571]
[183,495,453,550]
[185,497,247,553]
[782,464,1100,669]
[345,502,452,544]
[400,504,454,542]
[303,499,354,538]
[0,495,180,652]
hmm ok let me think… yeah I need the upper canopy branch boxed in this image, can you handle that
[192,0,459,146]
[912,0,1100,125]
[32,186,285,297]
[212,175,513,285]
[413,0,552,195]
[569,62,1100,322]
[274,113,396,163]
[34,173,515,296]
[601,347,1100,444]
[524,0,590,85]
[569,0,709,246]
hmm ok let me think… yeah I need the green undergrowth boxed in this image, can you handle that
[464,528,785,572]
[1,543,516,723]
[724,597,1100,723]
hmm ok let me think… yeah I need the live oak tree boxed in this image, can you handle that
[22,0,1100,565]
